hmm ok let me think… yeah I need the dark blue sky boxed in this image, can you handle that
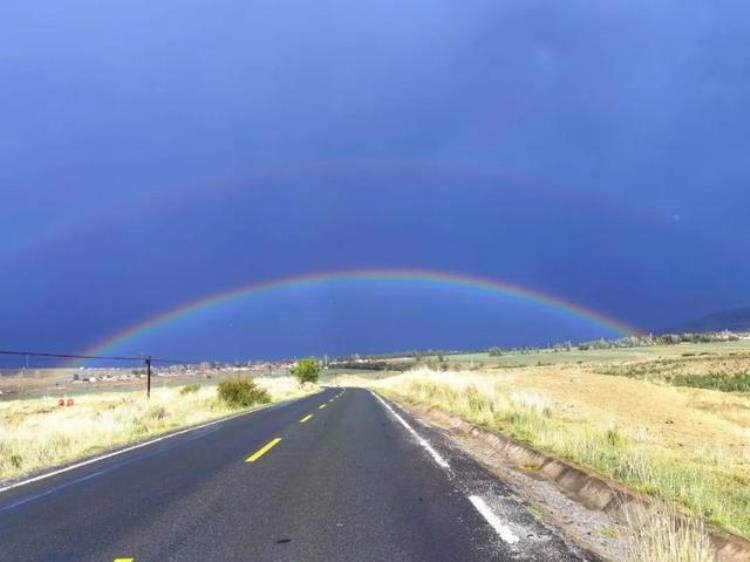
[2,0,749,362]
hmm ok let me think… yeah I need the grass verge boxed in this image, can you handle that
[625,503,716,562]
[356,368,749,541]
[0,376,315,482]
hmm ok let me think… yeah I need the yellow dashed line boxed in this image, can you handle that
[319,404,326,409]
[300,414,313,423]
[246,438,281,463]
[113,558,134,562]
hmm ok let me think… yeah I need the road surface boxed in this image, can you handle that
[0,388,594,561]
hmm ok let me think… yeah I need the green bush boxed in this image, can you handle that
[217,378,271,408]
[292,358,321,385]
[179,384,201,395]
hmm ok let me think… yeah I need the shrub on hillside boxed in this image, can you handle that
[217,378,271,408]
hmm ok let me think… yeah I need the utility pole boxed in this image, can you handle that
[145,355,152,399]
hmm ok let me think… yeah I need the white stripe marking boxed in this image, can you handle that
[0,394,314,496]
[469,495,519,544]
[373,393,450,469]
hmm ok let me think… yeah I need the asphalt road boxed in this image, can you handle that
[0,388,594,561]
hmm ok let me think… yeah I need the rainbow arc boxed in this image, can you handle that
[75,268,638,363]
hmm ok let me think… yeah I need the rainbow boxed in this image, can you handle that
[76,268,638,362]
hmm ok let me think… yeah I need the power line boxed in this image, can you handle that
[0,348,193,399]
[0,349,140,361]
[0,349,187,364]
[150,357,189,364]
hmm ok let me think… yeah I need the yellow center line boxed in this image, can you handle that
[246,438,282,463]
[300,414,313,423]
[113,559,134,562]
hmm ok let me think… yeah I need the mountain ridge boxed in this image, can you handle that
[681,306,750,333]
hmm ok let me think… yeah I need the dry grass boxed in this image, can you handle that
[442,340,750,369]
[339,367,750,540]
[0,376,315,481]
[625,503,716,562]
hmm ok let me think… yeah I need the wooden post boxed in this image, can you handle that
[145,355,152,399]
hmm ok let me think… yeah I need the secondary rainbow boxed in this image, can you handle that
[78,268,638,361]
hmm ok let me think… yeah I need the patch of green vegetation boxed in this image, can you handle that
[217,378,271,408]
[599,359,750,393]
[666,372,750,392]
[596,360,684,379]
[292,357,321,385]
[599,527,618,539]
[525,505,543,519]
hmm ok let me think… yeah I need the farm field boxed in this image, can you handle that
[436,338,750,368]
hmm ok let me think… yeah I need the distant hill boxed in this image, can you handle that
[682,306,750,333]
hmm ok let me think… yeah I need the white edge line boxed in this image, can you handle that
[0,391,320,496]
[372,392,450,469]
[469,495,520,544]
[372,393,519,546]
